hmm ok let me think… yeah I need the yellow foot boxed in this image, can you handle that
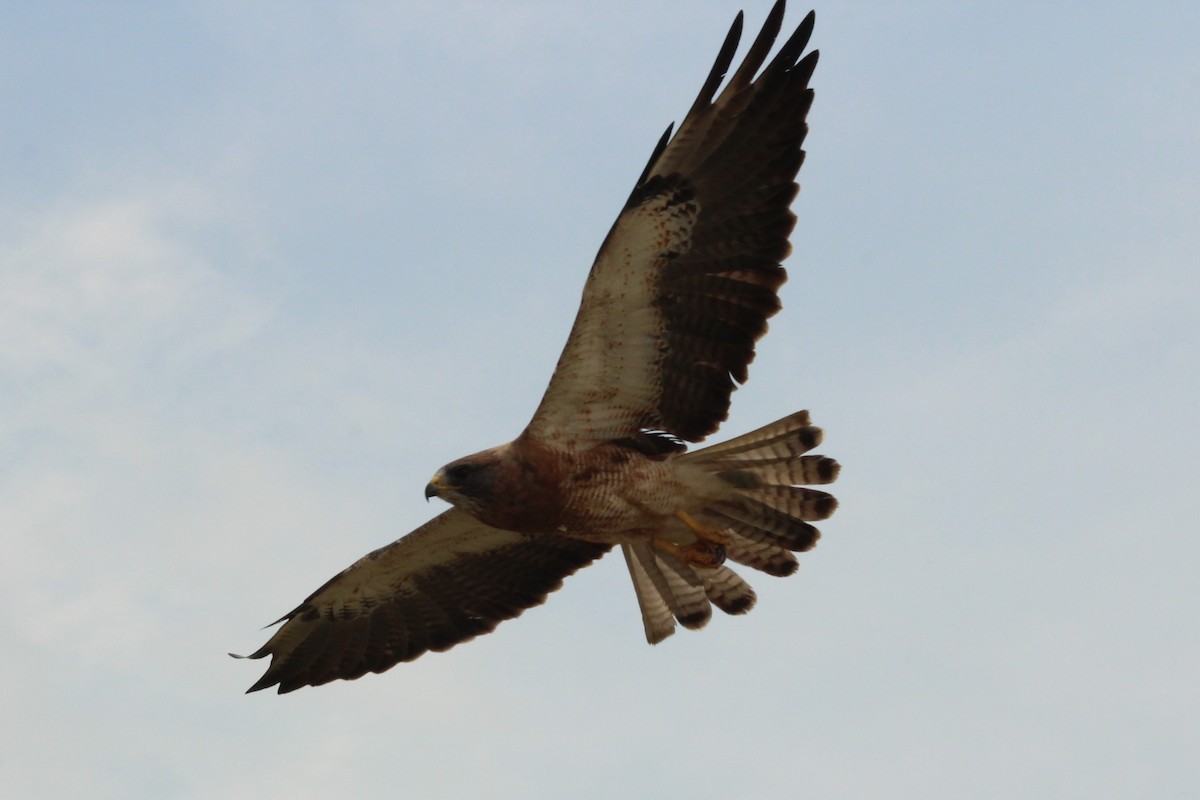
[651,510,732,568]
[674,509,732,546]
[653,537,727,568]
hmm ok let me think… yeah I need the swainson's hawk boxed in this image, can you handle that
[238,0,838,694]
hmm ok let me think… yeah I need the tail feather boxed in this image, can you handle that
[724,535,799,577]
[621,409,838,644]
[688,410,819,461]
[719,454,839,486]
[622,542,711,644]
[622,544,676,644]
[654,551,712,630]
[696,564,757,615]
[738,485,837,521]
[701,497,823,551]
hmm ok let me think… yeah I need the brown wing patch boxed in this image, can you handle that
[239,512,611,693]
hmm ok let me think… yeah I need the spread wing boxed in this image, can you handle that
[527,2,818,445]
[237,509,611,693]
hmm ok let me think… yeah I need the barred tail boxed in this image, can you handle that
[691,409,840,577]
[621,542,759,644]
[622,410,840,644]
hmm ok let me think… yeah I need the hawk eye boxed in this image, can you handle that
[446,464,473,483]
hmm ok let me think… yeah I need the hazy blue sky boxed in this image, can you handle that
[3,2,1197,797]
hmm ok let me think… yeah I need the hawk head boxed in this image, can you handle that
[425,446,508,519]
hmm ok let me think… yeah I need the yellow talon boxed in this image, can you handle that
[652,510,731,567]
[673,509,731,546]
[652,537,726,568]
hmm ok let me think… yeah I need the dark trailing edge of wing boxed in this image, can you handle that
[624,1,820,442]
[235,533,612,694]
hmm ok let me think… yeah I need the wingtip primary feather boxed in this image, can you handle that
[683,8,745,120]
[631,123,676,196]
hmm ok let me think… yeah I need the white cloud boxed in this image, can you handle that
[0,189,269,374]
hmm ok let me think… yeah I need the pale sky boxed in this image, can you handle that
[2,2,1197,798]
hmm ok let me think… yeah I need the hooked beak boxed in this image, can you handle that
[425,472,459,501]
[424,475,441,501]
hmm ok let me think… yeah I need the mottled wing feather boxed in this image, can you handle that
[238,509,611,693]
[528,2,818,444]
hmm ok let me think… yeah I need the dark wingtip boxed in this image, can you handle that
[245,674,279,694]
[682,6,745,120]
[801,9,816,37]
[631,123,676,194]
[230,645,271,660]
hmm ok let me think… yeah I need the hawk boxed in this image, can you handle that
[238,0,838,694]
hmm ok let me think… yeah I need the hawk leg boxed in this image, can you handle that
[652,510,731,567]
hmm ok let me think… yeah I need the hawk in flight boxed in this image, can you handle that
[239,0,838,693]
